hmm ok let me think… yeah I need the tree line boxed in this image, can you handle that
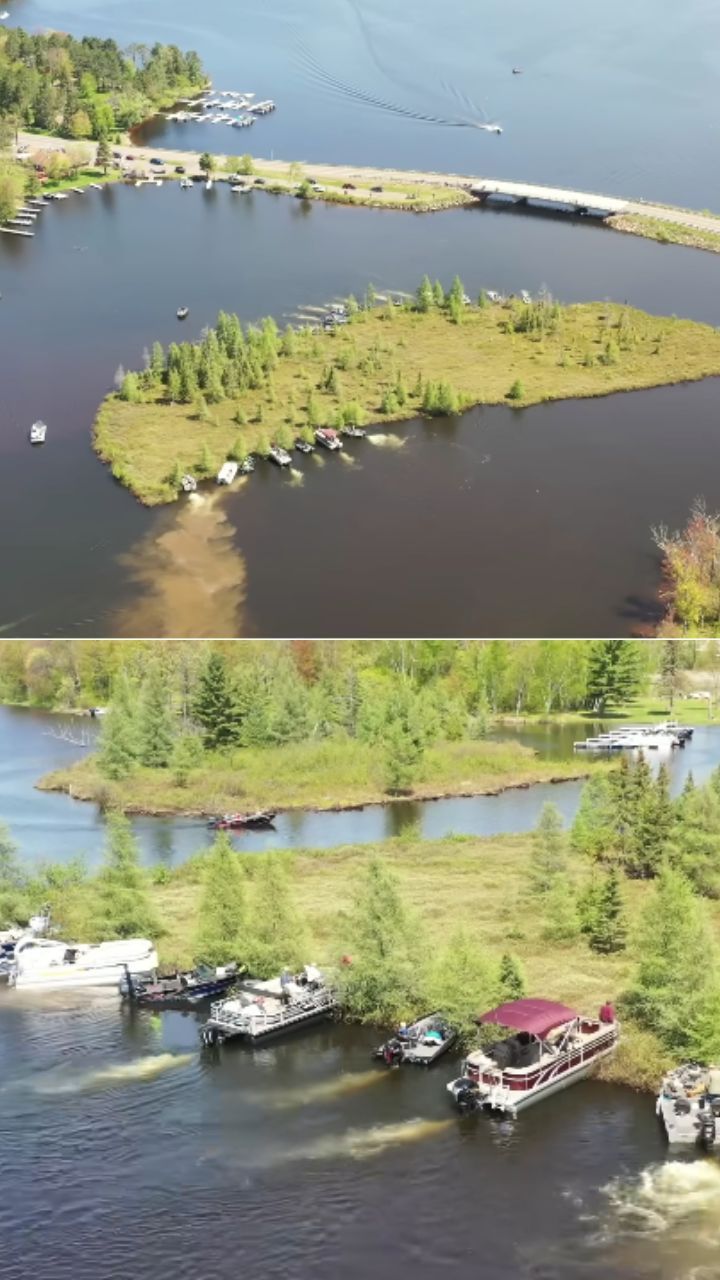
[0,27,206,141]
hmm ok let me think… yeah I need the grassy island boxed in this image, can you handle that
[93,283,720,505]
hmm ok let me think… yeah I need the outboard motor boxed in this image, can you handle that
[700,1107,717,1151]
[453,1080,479,1113]
[201,1024,223,1048]
[382,1038,403,1067]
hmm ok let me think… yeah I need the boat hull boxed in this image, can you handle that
[448,1041,616,1115]
[11,947,159,990]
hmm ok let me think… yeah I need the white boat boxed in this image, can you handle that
[315,427,343,451]
[200,967,337,1045]
[205,179,213,190]
[180,475,197,492]
[8,935,158,990]
[29,420,47,445]
[0,12,9,20]
[217,461,238,485]
[268,444,292,467]
[657,1063,719,1151]
[375,1012,457,1066]
[447,998,618,1116]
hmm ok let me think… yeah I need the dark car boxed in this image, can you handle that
[149,157,165,166]
[342,182,356,191]
[113,151,122,159]
[125,153,135,160]
[254,176,266,185]
[370,185,383,193]
[175,165,186,174]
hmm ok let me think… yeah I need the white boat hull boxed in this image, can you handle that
[448,1040,617,1115]
[10,941,158,991]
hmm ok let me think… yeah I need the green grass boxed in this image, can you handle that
[150,830,675,1088]
[41,167,121,195]
[92,300,720,505]
[36,736,599,815]
[495,693,720,727]
[613,213,720,254]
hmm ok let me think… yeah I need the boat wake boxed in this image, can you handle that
[287,467,305,485]
[264,1068,389,1109]
[30,1052,195,1096]
[602,1161,720,1243]
[366,432,406,449]
[298,1116,452,1161]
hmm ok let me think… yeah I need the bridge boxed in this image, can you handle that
[470,180,629,218]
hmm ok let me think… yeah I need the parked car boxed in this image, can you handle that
[150,157,165,166]
[342,182,356,191]
[254,176,266,185]
[370,185,383,193]
[175,165,186,174]
[113,150,122,159]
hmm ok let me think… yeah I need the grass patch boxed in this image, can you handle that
[42,167,121,195]
[92,299,720,505]
[36,736,598,815]
[612,213,720,254]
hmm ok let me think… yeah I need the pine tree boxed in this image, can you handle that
[541,875,580,943]
[98,673,140,780]
[340,858,423,1021]
[428,928,499,1039]
[433,280,445,307]
[587,868,626,953]
[659,640,686,710]
[585,640,642,713]
[571,775,617,862]
[171,733,203,788]
[193,651,241,749]
[245,855,306,978]
[530,802,567,895]
[382,712,425,793]
[194,832,247,967]
[138,661,175,768]
[497,952,526,1000]
[416,275,433,312]
[94,812,159,940]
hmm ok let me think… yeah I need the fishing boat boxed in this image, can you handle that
[295,438,314,454]
[7,935,158,990]
[315,427,343,450]
[200,967,337,1046]
[29,420,47,445]
[238,455,255,474]
[657,1063,720,1151]
[180,474,197,493]
[217,461,238,485]
[177,306,189,320]
[374,1013,457,1067]
[446,998,618,1116]
[268,444,292,467]
[179,178,193,189]
[207,810,276,830]
[120,962,239,1008]
[341,425,366,439]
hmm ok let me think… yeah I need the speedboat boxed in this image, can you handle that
[268,444,292,467]
[8,935,158,990]
[374,1013,456,1066]
[29,421,47,445]
[217,461,238,485]
[315,427,343,451]
[121,963,239,1008]
[180,474,197,492]
[295,438,314,454]
[657,1064,719,1151]
[207,810,276,830]
[447,998,618,1115]
[177,306,189,320]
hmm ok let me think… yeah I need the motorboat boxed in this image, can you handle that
[121,962,239,1008]
[238,456,255,474]
[315,427,343,450]
[217,461,238,485]
[374,1013,457,1066]
[29,420,47,445]
[295,438,314,454]
[341,425,366,439]
[446,998,618,1116]
[200,967,337,1046]
[268,444,292,467]
[207,810,276,830]
[7,935,158,990]
[177,306,189,320]
[180,474,197,492]
[657,1063,719,1151]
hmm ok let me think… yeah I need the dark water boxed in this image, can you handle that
[8,0,720,211]
[1,992,717,1280]
[2,705,718,868]
[4,185,720,635]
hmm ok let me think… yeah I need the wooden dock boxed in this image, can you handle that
[0,226,34,237]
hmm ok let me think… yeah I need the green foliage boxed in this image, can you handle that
[198,152,216,175]
[585,640,642,712]
[171,733,204,787]
[382,703,426,793]
[194,832,247,966]
[541,874,581,943]
[507,378,525,401]
[585,867,626,953]
[245,855,306,977]
[193,651,241,749]
[571,774,617,861]
[98,672,139,780]
[94,812,159,940]
[530,802,567,894]
[427,928,498,1040]
[138,661,174,768]
[340,859,424,1022]
[119,372,141,403]
[497,951,526,1000]
[416,275,433,313]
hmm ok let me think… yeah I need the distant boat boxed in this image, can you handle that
[29,421,47,445]
[217,461,238,485]
[0,11,9,19]
[512,67,523,75]
[177,306,189,320]
[180,475,197,492]
[205,178,213,190]
[268,444,292,467]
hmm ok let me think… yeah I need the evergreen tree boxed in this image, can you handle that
[497,952,526,1000]
[432,280,445,307]
[95,134,112,173]
[0,823,29,929]
[585,640,642,713]
[541,875,580,943]
[659,640,686,710]
[246,855,306,978]
[530,802,567,895]
[94,812,159,940]
[382,707,425,793]
[194,832,247,967]
[587,867,626,953]
[193,651,241,749]
[571,775,617,862]
[416,275,433,312]
[669,781,720,897]
[428,928,498,1040]
[98,672,140,780]
[138,661,174,768]
[171,733,203,788]
[340,859,424,1021]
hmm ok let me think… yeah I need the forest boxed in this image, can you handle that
[0,27,206,139]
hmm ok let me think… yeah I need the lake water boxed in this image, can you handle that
[3,1,720,635]
[0,990,716,1280]
[2,705,717,868]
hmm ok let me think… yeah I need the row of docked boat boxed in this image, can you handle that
[165,89,275,128]
[182,423,364,493]
[573,721,693,752]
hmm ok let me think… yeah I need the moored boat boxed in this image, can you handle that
[200,966,337,1045]
[446,998,618,1116]
[268,444,292,467]
[341,425,366,439]
[121,962,239,1007]
[180,474,197,492]
[315,427,343,450]
[217,461,238,485]
[7,935,158,990]
[295,438,314,454]
[374,1012,456,1066]
[656,1063,720,1151]
[207,810,276,829]
[29,420,47,445]
[177,306,189,320]
[238,455,255,474]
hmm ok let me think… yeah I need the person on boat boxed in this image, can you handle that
[599,1000,616,1024]
[397,1021,409,1039]
[705,1065,720,1100]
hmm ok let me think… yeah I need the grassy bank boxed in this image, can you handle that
[149,831,673,1089]
[93,299,720,505]
[36,736,598,815]
[495,694,720,727]
[612,212,720,254]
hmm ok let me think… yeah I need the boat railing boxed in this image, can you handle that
[209,985,337,1033]
[495,1024,618,1093]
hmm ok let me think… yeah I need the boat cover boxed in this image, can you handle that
[476,999,578,1037]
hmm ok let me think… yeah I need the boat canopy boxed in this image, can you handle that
[476,998,578,1037]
